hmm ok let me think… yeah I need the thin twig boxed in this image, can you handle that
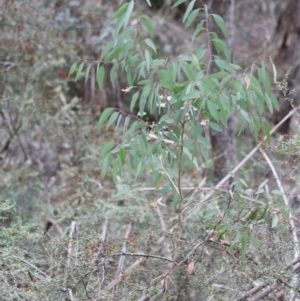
[156,200,172,260]
[111,252,173,263]
[259,147,299,301]
[183,106,299,222]
[106,257,145,291]
[115,221,133,278]
[234,283,267,301]
[63,221,77,288]
[249,282,284,301]
[258,147,299,258]
[158,155,179,194]
[68,288,76,301]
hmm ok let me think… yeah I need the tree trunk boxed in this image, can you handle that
[209,0,237,182]
[272,0,300,134]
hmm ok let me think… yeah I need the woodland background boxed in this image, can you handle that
[1,0,300,300]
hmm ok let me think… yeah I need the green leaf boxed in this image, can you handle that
[263,119,271,143]
[272,190,284,195]
[118,148,127,164]
[193,124,202,141]
[104,46,122,63]
[101,41,114,60]
[145,0,151,6]
[203,209,218,219]
[130,91,140,112]
[249,75,263,98]
[219,95,231,112]
[111,161,119,183]
[102,142,115,157]
[207,101,219,121]
[212,38,230,62]
[183,147,198,168]
[270,93,279,111]
[124,0,134,28]
[75,62,84,81]
[116,113,123,130]
[209,122,223,132]
[240,234,247,265]
[144,38,157,53]
[182,90,200,100]
[272,215,279,228]
[196,45,206,60]
[212,14,228,37]
[246,208,259,221]
[182,62,195,80]
[185,8,200,28]
[98,108,114,128]
[145,49,151,71]
[85,63,92,83]
[183,0,196,23]
[240,109,250,123]
[250,237,261,248]
[101,154,112,179]
[172,0,187,8]
[215,56,235,73]
[141,15,154,38]
[123,116,130,134]
[111,3,128,20]
[258,179,268,191]
[192,20,205,42]
[69,62,78,77]
[110,63,118,86]
[106,111,119,129]
[96,65,105,90]
[258,64,271,94]
[136,161,143,178]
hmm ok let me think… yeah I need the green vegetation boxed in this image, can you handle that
[1,1,300,300]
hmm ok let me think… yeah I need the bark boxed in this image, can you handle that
[209,0,237,182]
[272,0,300,134]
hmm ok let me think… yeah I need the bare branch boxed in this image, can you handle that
[183,106,299,222]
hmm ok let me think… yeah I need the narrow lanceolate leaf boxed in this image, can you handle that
[118,148,127,164]
[75,62,84,81]
[111,2,128,20]
[240,235,247,265]
[144,38,157,53]
[102,141,115,157]
[272,215,279,228]
[183,0,196,23]
[124,0,134,28]
[69,62,78,77]
[130,91,139,112]
[270,93,279,111]
[141,15,154,38]
[209,122,223,132]
[96,65,105,90]
[106,111,119,129]
[185,8,200,28]
[85,63,92,83]
[104,46,122,63]
[101,154,112,179]
[212,14,228,38]
[172,0,188,8]
[98,108,114,128]
[240,109,250,123]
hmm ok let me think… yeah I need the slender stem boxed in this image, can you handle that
[183,106,299,222]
